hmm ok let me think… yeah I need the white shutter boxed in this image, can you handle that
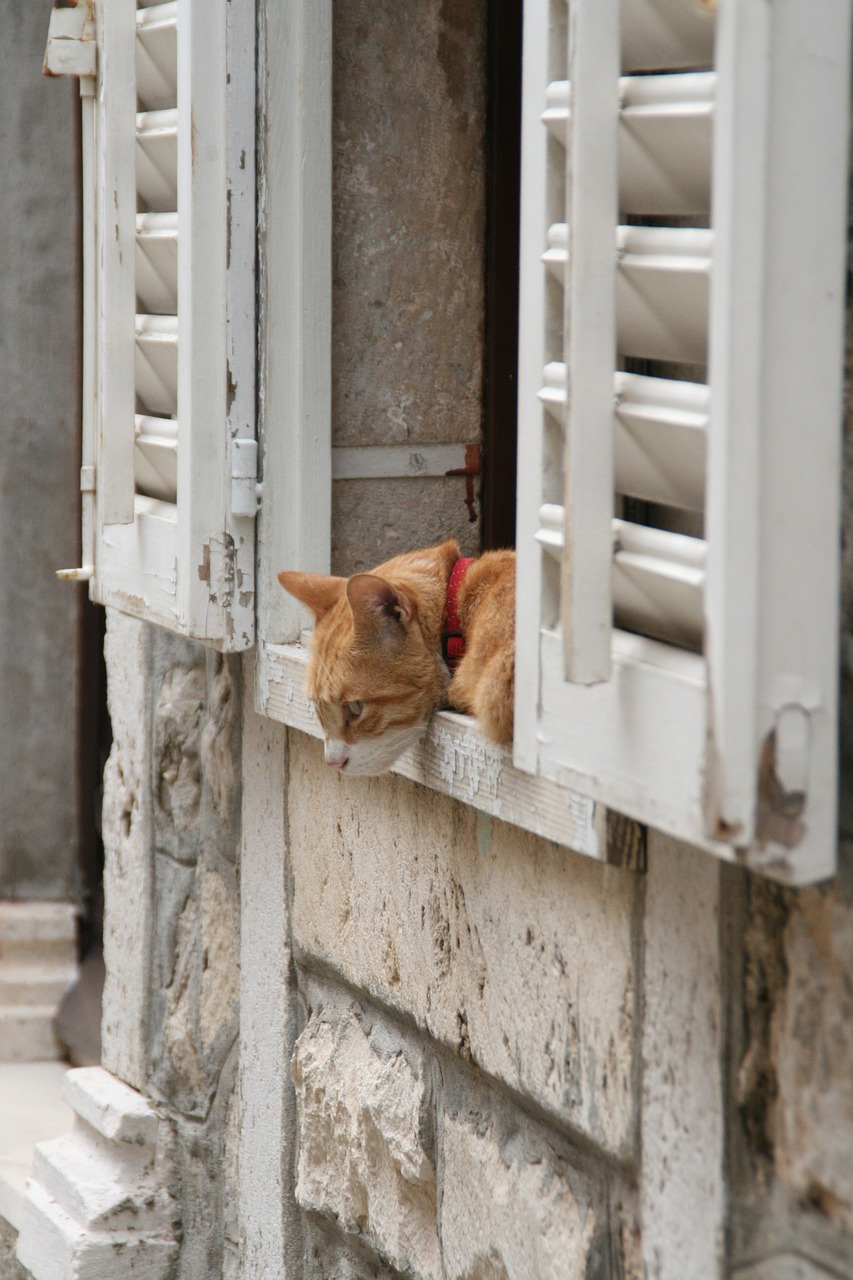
[58,0,256,649]
[516,0,851,881]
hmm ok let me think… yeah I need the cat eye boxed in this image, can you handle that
[345,700,364,721]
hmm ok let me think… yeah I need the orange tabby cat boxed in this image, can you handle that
[278,539,514,775]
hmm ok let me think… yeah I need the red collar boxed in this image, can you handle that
[443,557,476,666]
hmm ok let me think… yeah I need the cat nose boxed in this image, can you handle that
[324,740,349,770]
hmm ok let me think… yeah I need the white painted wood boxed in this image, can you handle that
[260,645,605,860]
[538,508,706,650]
[615,371,707,511]
[97,0,136,526]
[515,0,848,881]
[616,226,711,364]
[84,0,256,648]
[135,314,178,415]
[619,73,713,216]
[621,0,715,73]
[254,0,332,665]
[135,2,177,112]
[134,415,177,503]
[513,0,556,773]
[542,224,712,364]
[135,211,178,314]
[560,0,619,684]
[612,521,705,652]
[701,0,770,844]
[706,0,851,874]
[136,108,177,211]
[544,73,714,217]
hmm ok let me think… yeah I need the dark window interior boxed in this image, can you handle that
[481,0,523,551]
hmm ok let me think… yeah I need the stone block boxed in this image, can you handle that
[302,1218,406,1280]
[439,1103,605,1280]
[101,613,153,1090]
[332,479,479,579]
[287,733,639,1156]
[292,999,439,1279]
[331,0,485,453]
[640,834,724,1280]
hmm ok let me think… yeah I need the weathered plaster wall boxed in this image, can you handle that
[0,0,81,899]
[101,612,242,1279]
[330,0,484,575]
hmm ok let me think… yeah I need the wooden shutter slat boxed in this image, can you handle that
[135,212,178,314]
[134,415,178,503]
[135,2,177,112]
[615,371,707,510]
[620,73,713,215]
[613,518,705,652]
[536,506,706,649]
[136,109,178,212]
[621,0,715,74]
[135,315,178,416]
[545,74,713,216]
[544,225,712,365]
[617,226,711,364]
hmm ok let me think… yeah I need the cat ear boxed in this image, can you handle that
[277,571,347,621]
[346,574,411,646]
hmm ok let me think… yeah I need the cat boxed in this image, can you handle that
[277,539,514,775]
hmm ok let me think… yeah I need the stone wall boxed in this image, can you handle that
[101,613,242,1279]
[330,0,484,576]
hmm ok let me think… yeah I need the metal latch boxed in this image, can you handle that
[43,2,97,80]
[231,439,262,519]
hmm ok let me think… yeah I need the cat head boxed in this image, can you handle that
[278,549,454,775]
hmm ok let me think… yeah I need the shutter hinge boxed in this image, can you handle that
[43,1,97,81]
[230,439,262,519]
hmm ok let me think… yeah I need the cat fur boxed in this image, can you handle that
[277,539,514,775]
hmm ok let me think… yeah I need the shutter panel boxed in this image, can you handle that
[515,0,851,881]
[64,0,256,648]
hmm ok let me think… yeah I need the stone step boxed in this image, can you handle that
[16,1068,179,1279]
[0,1007,62,1063]
[0,903,77,965]
[17,1177,178,1280]
[32,1129,166,1234]
[0,965,75,1008]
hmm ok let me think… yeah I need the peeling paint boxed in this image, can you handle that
[755,728,807,850]
[198,543,211,583]
[226,364,237,415]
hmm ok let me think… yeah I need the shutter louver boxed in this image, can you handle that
[67,0,256,648]
[515,0,850,880]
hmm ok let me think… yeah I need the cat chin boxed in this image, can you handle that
[326,723,428,776]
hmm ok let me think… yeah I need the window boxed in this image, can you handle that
[255,0,850,883]
[57,0,256,649]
